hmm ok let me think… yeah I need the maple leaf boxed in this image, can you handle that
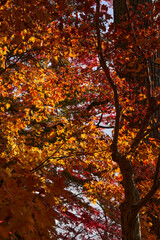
[0,0,159,239]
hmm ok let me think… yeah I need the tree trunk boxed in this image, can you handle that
[113,0,152,25]
[120,202,141,240]
[113,0,126,25]
[113,153,141,239]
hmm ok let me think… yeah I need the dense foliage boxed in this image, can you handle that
[0,0,160,239]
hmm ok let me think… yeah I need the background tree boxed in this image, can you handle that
[113,0,160,238]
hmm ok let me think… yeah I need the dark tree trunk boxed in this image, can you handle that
[113,0,126,25]
[120,203,141,240]
[115,154,141,239]
[113,0,152,25]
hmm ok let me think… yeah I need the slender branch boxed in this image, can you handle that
[95,0,121,152]
[127,96,157,155]
[31,143,64,173]
[95,225,105,240]
[140,122,160,140]
[62,170,89,185]
[97,113,103,127]
[87,99,109,111]
[31,148,108,173]
[97,125,114,129]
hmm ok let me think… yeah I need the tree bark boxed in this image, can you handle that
[113,0,152,25]
[120,203,141,240]
[114,153,141,239]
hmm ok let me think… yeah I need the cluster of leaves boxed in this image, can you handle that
[0,0,160,239]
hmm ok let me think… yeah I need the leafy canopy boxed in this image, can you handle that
[0,0,160,239]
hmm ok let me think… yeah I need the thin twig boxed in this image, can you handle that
[31,143,64,173]
[127,97,157,155]
[97,113,103,127]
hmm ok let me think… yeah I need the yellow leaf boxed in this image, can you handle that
[6,103,10,109]
[29,36,36,43]
[81,133,87,139]
[92,199,97,204]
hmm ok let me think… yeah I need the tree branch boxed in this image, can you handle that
[31,143,64,173]
[96,113,103,127]
[97,125,114,129]
[62,170,89,185]
[127,97,157,155]
[95,0,121,153]
[86,99,109,111]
